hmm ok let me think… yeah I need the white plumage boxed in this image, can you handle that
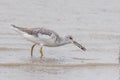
[12,24,86,58]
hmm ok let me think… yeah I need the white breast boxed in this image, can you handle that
[38,33,57,46]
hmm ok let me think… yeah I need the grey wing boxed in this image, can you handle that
[33,28,60,41]
[11,25,59,40]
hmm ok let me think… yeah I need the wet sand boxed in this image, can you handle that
[0,0,120,80]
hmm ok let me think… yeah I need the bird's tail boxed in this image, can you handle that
[11,24,32,35]
[11,24,23,30]
[11,24,17,28]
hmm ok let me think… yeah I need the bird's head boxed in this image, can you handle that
[65,35,86,51]
[65,35,73,42]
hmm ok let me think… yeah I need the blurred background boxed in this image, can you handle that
[0,0,120,80]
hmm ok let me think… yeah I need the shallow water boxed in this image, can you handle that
[0,66,120,80]
[0,0,120,80]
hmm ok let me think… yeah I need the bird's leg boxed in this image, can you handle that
[40,47,43,58]
[31,44,36,57]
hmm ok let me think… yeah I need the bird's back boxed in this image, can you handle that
[11,25,60,41]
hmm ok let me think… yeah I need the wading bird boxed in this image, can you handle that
[12,25,86,58]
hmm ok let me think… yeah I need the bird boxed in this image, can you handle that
[11,24,86,58]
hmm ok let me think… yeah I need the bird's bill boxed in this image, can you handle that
[73,41,86,51]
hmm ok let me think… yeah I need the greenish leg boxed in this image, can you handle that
[40,47,43,58]
[31,44,36,57]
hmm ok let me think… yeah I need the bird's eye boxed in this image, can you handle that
[69,37,73,40]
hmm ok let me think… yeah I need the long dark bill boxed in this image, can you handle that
[73,41,86,51]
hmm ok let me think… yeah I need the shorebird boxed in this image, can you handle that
[12,25,86,58]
